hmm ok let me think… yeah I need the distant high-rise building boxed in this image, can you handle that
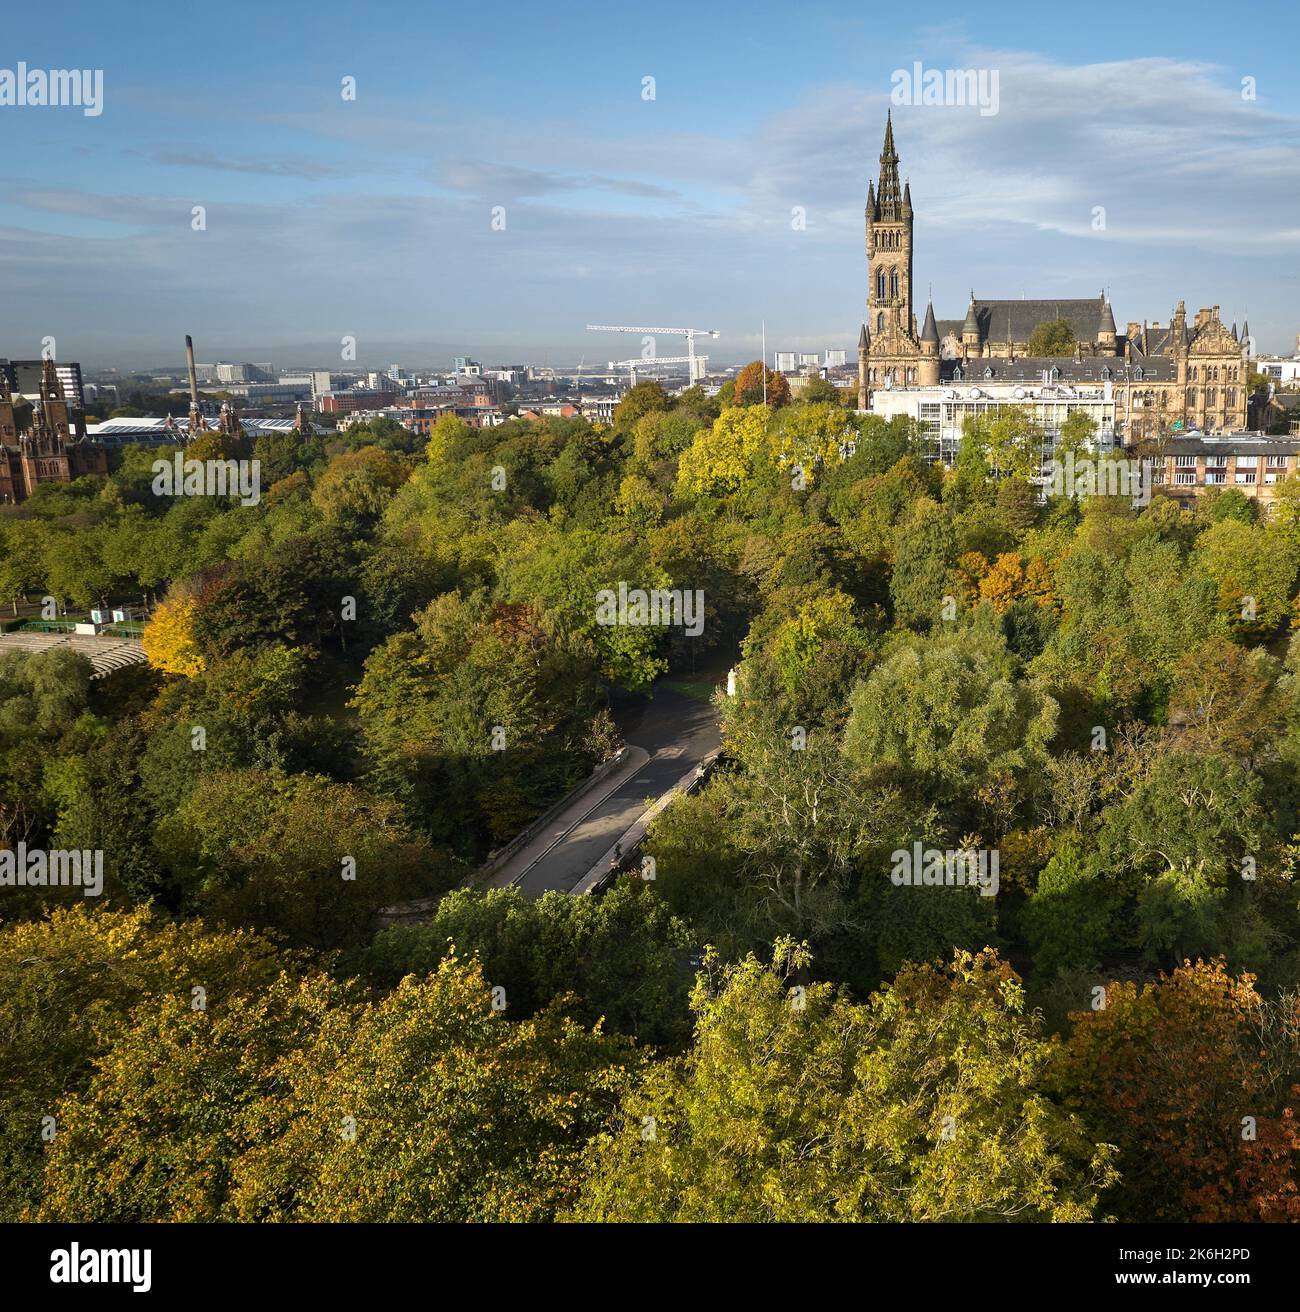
[2,358,86,416]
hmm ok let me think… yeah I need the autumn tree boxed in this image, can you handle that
[1053,959,1300,1222]
[732,360,790,407]
[229,953,639,1222]
[0,906,284,1220]
[572,944,1115,1221]
[141,592,206,675]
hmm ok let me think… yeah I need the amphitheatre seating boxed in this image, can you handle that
[0,630,148,679]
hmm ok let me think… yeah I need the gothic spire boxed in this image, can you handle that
[876,110,903,220]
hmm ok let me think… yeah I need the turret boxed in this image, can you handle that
[36,359,71,451]
[1172,301,1188,387]
[1097,294,1117,353]
[961,293,980,356]
[918,301,940,385]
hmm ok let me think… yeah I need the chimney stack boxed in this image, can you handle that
[185,335,200,408]
[184,335,208,435]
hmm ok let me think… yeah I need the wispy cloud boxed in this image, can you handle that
[148,148,352,179]
[2,42,1297,363]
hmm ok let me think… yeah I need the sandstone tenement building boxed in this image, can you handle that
[855,113,1250,440]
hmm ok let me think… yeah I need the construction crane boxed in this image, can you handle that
[606,354,709,388]
[586,324,720,385]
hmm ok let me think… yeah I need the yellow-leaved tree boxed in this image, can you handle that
[141,594,205,676]
[676,405,769,495]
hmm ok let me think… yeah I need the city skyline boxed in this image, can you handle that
[3,0,1299,368]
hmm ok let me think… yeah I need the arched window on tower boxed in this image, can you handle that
[889,273,899,299]
[877,312,885,334]
[877,271,886,299]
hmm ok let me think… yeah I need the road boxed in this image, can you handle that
[488,684,721,896]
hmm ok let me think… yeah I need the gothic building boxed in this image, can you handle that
[855,113,1250,438]
[0,359,108,504]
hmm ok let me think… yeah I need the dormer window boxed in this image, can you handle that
[1134,367,1144,380]
[1101,366,1112,380]
[983,366,994,379]
[1049,366,1060,382]
[952,365,964,381]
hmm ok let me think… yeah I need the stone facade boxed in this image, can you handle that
[0,359,107,504]
[1152,435,1300,510]
[855,114,1249,439]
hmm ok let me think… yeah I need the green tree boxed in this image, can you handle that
[0,906,284,1220]
[361,879,696,1047]
[571,943,1115,1221]
[1026,318,1077,356]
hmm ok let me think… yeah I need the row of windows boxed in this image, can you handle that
[1163,469,1291,486]
[1190,365,1240,382]
[875,229,905,250]
[875,271,901,301]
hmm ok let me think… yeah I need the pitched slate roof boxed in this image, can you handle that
[953,297,1107,345]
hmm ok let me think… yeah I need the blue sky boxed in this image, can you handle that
[2,0,1298,370]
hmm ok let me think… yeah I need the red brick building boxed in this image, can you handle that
[0,360,107,504]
